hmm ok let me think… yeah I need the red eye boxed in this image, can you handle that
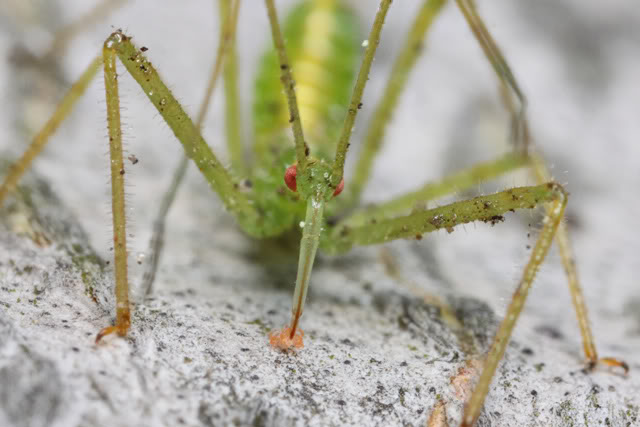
[333,178,344,197]
[283,164,344,197]
[284,164,297,192]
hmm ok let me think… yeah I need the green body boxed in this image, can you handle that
[248,0,360,238]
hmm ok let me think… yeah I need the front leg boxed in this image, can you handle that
[1,28,261,342]
[96,30,265,341]
[95,41,131,342]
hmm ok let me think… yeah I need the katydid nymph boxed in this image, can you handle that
[0,0,628,426]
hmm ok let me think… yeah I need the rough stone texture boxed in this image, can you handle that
[1,1,639,426]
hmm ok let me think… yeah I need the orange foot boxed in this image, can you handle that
[269,326,304,350]
[590,357,629,375]
[95,322,129,344]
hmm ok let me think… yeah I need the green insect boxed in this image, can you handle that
[0,0,628,426]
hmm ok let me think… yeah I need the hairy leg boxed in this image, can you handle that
[325,183,563,253]
[326,182,567,426]
[340,152,529,228]
[457,0,627,374]
[219,0,245,174]
[0,57,102,206]
[346,0,448,209]
[141,0,242,296]
[459,185,567,427]
[263,0,310,173]
[1,23,261,341]
[97,29,266,340]
[455,0,528,153]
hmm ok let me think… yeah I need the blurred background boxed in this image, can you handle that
[0,0,639,371]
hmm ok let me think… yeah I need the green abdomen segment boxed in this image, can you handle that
[253,0,360,162]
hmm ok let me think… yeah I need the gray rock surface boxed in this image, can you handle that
[1,1,639,426]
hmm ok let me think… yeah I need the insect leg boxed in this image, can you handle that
[460,184,567,427]
[347,0,447,208]
[324,183,564,254]
[339,152,528,229]
[323,182,567,426]
[530,151,628,373]
[0,56,102,207]
[141,0,242,296]
[456,0,528,153]
[97,28,263,341]
[103,31,260,231]
[330,0,393,189]
[97,44,130,341]
[263,0,309,173]
[219,0,245,174]
[0,0,130,206]
[458,0,627,373]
